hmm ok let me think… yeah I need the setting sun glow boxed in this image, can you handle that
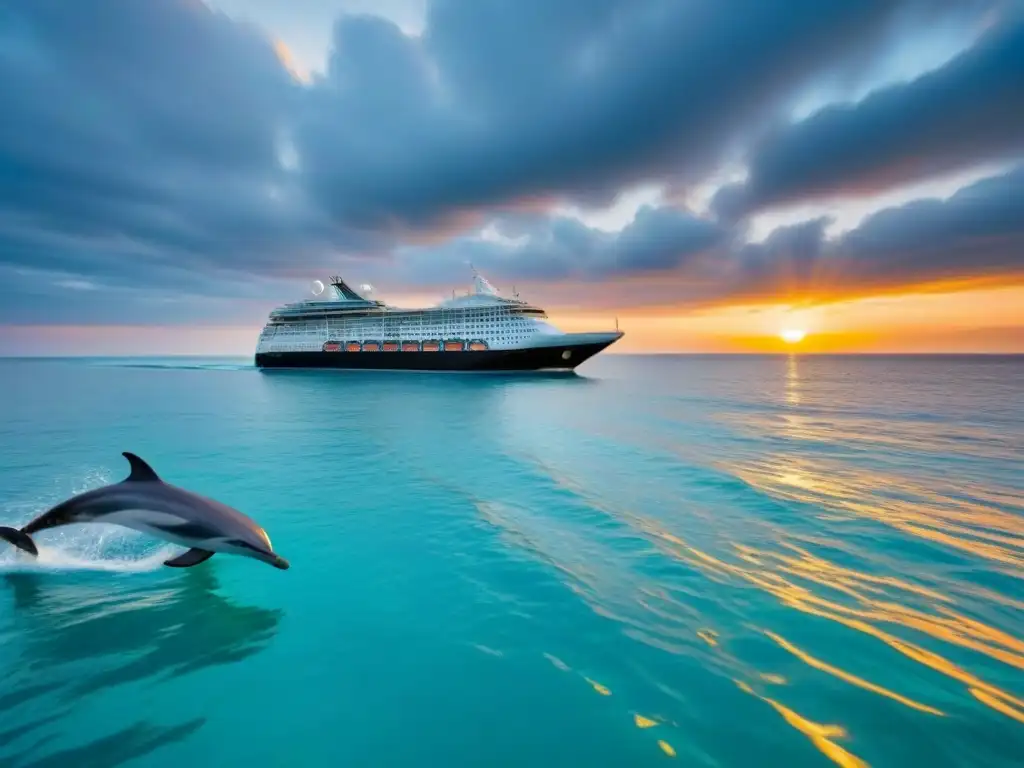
[780,329,807,344]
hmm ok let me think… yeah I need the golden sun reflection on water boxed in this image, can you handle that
[786,354,801,407]
[734,679,867,768]
[479,469,1023,765]
[762,630,944,716]
[642,521,1024,725]
[476,368,1022,766]
[727,457,1024,573]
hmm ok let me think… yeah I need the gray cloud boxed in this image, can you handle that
[0,0,1018,329]
[0,0,371,289]
[714,10,1024,218]
[720,164,1024,303]
[296,0,956,232]
[392,204,724,286]
[387,163,1024,309]
[832,164,1024,286]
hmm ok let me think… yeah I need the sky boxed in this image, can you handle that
[0,0,1022,355]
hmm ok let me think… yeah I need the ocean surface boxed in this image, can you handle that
[0,354,1021,768]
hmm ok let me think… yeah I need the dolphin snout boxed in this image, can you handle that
[271,554,290,570]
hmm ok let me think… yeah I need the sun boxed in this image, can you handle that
[780,328,807,344]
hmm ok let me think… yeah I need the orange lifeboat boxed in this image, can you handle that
[382,342,399,352]
[362,341,381,352]
[401,342,421,352]
[422,340,440,352]
[468,340,489,351]
[444,340,464,352]
[322,341,341,352]
[345,342,362,352]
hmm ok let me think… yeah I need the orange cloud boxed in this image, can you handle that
[273,39,311,84]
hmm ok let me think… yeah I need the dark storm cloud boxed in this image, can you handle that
[296,0,953,231]
[714,11,1024,218]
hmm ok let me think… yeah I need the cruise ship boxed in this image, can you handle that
[254,271,624,371]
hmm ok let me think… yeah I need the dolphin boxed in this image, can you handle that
[0,452,289,570]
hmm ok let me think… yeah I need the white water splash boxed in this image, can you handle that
[2,542,177,573]
[0,468,181,574]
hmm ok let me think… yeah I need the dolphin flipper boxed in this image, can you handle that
[122,452,162,483]
[163,548,215,568]
[0,526,39,556]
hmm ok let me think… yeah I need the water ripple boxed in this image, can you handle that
[0,354,1020,766]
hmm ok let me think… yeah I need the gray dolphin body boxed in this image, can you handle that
[0,452,289,570]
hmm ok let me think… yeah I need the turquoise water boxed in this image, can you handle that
[0,355,1021,767]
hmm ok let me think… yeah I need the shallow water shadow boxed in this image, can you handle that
[0,682,65,716]
[0,712,70,757]
[4,568,281,694]
[0,567,281,758]
[2,717,205,768]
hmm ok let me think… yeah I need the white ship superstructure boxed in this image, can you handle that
[254,270,623,371]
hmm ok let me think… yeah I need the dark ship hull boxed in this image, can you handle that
[255,336,620,372]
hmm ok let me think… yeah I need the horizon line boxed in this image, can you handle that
[2,352,1022,360]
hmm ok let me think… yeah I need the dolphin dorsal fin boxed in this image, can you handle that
[122,452,162,483]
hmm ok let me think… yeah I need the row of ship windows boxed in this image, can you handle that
[319,319,528,328]
[322,340,490,353]
[274,315,534,326]
[280,312,535,323]
[319,319,528,329]
[266,332,529,340]
[268,324,533,336]
[265,333,530,345]
[267,336,527,344]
